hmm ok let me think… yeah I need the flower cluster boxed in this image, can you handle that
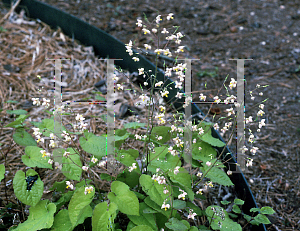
[32,127,44,144]
[74,113,88,132]
[31,98,50,108]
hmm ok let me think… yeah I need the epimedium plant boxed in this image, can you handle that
[0,13,275,231]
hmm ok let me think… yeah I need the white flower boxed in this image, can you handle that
[84,186,94,195]
[161,28,169,34]
[36,135,44,144]
[91,156,98,163]
[144,82,148,86]
[196,189,203,195]
[259,92,263,96]
[142,28,151,34]
[161,202,170,211]
[152,28,157,33]
[167,13,174,20]
[188,209,197,220]
[229,78,237,89]
[156,15,162,24]
[66,181,74,190]
[226,108,235,117]
[136,19,142,27]
[132,57,139,62]
[128,163,137,172]
[49,140,58,148]
[259,104,264,109]
[178,189,187,200]
[75,114,85,121]
[163,189,169,194]
[198,147,202,151]
[246,116,253,124]
[117,84,123,90]
[213,96,221,104]
[259,119,266,128]
[213,123,219,130]
[175,46,184,53]
[206,161,211,167]
[32,98,40,106]
[82,166,89,171]
[48,159,53,165]
[154,49,163,55]
[199,93,206,101]
[246,158,253,167]
[166,35,176,40]
[49,133,55,139]
[155,81,164,87]
[250,147,259,154]
[257,110,265,116]
[160,90,169,98]
[227,170,232,175]
[197,172,202,177]
[198,127,204,135]
[144,44,151,50]
[63,151,70,158]
[175,92,183,99]
[98,160,106,167]
[174,166,180,175]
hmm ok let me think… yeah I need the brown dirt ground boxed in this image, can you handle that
[1,0,300,230]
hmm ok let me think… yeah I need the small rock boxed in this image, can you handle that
[230,26,238,33]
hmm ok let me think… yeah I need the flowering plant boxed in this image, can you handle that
[1,13,275,231]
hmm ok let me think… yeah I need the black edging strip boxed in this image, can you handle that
[2,0,266,230]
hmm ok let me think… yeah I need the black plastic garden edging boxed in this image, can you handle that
[2,0,267,230]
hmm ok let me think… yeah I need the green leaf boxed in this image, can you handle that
[38,118,66,138]
[5,100,19,104]
[228,213,238,218]
[130,225,154,231]
[92,201,118,231]
[254,214,271,224]
[165,217,189,231]
[22,146,53,169]
[139,174,170,207]
[13,170,44,207]
[206,205,242,231]
[123,122,146,129]
[260,206,275,215]
[232,204,241,214]
[5,115,29,128]
[148,153,181,174]
[68,185,94,227]
[62,148,82,181]
[6,109,28,115]
[243,214,252,222]
[221,200,231,205]
[95,95,106,101]
[128,202,158,230]
[186,201,203,216]
[250,208,260,213]
[200,165,233,186]
[0,164,5,182]
[79,131,107,159]
[120,149,139,159]
[53,191,74,211]
[150,126,171,144]
[173,200,186,210]
[198,124,225,147]
[107,181,139,216]
[14,200,56,231]
[51,209,73,231]
[13,128,37,147]
[234,199,244,205]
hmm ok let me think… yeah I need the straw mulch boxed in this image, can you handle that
[0,1,180,214]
